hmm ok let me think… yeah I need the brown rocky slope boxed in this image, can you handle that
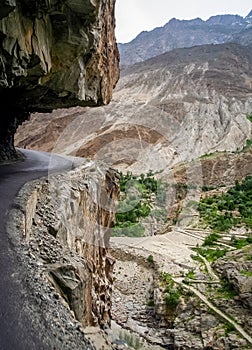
[16,42,252,179]
[7,158,120,349]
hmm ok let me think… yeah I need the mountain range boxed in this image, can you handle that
[118,11,252,66]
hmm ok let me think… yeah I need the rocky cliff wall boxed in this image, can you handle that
[0,0,119,160]
[8,159,119,347]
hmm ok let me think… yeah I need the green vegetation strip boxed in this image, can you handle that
[113,171,166,237]
[198,175,252,232]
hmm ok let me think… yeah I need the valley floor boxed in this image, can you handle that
[110,228,252,349]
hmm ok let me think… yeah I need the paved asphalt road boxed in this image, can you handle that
[0,149,73,350]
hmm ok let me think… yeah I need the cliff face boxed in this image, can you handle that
[8,159,119,346]
[0,0,119,160]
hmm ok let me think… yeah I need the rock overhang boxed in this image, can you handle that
[0,0,120,160]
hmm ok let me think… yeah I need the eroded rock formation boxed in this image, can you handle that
[8,159,119,347]
[214,246,252,310]
[0,0,119,160]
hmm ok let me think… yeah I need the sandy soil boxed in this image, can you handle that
[111,229,206,275]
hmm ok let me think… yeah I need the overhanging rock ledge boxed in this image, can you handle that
[0,0,119,160]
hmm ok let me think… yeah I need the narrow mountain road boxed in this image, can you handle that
[0,149,73,350]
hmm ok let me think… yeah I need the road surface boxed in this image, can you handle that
[0,149,73,350]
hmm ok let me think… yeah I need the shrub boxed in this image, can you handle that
[147,255,154,264]
[165,288,181,309]
[186,270,195,279]
[160,272,181,309]
[232,237,252,249]
[147,299,155,307]
[247,114,252,123]
[203,233,220,246]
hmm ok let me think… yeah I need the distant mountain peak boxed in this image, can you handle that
[206,14,245,26]
[246,10,252,19]
[119,11,252,66]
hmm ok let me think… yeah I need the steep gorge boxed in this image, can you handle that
[8,6,252,348]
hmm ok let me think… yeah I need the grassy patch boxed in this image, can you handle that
[240,270,252,277]
[200,152,222,160]
[186,270,195,279]
[231,236,252,249]
[242,139,252,152]
[215,281,238,300]
[247,114,252,123]
[203,233,221,246]
[112,223,145,237]
[193,247,228,262]
[224,322,236,335]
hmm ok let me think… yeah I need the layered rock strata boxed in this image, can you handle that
[0,0,119,160]
[8,159,119,346]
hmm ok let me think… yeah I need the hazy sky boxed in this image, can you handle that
[115,0,252,43]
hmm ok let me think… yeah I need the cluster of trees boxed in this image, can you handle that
[112,171,161,237]
[241,114,252,152]
[198,175,252,232]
